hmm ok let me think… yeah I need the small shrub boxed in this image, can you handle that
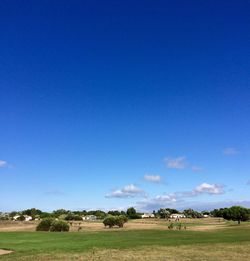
[36,218,54,231]
[50,220,70,232]
[103,215,128,228]
[103,216,116,228]
[78,226,82,232]
[168,222,174,230]
[177,223,182,230]
[65,214,82,221]
[116,215,128,228]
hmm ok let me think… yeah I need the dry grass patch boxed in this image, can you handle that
[8,242,250,261]
[0,221,37,232]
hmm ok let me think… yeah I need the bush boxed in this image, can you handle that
[115,215,128,228]
[36,218,54,231]
[168,223,174,230]
[103,215,128,228]
[65,214,82,221]
[50,220,70,232]
[103,216,116,228]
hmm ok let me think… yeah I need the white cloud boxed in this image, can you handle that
[223,148,239,155]
[193,183,224,195]
[136,193,178,211]
[164,156,186,169]
[191,166,203,172]
[154,194,177,203]
[105,184,145,198]
[136,182,224,211]
[0,160,7,168]
[144,174,162,183]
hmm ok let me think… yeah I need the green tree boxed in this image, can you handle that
[36,218,54,231]
[158,209,170,219]
[222,206,250,224]
[126,207,141,219]
[50,220,70,232]
[103,216,116,228]
[183,209,202,218]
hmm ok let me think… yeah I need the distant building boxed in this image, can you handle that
[203,214,209,218]
[13,215,32,221]
[170,213,186,219]
[82,215,97,221]
[141,213,155,218]
[0,212,9,220]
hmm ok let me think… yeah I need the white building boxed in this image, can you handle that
[170,213,186,219]
[141,213,155,218]
[13,215,32,221]
[82,215,97,221]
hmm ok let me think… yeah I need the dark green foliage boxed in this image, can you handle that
[183,209,203,218]
[9,211,18,218]
[86,210,106,219]
[50,220,70,232]
[22,208,42,219]
[36,218,54,231]
[168,223,174,230]
[108,210,122,216]
[211,208,226,217]
[53,209,71,218]
[103,216,116,228]
[222,206,249,224]
[115,215,128,227]
[126,207,141,219]
[17,215,26,221]
[64,214,82,221]
[211,206,250,224]
[103,215,128,228]
[158,209,171,219]
[177,223,182,230]
[39,212,54,219]
[202,210,210,216]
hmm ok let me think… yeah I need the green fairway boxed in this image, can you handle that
[0,225,250,260]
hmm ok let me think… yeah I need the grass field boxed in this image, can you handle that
[0,219,250,260]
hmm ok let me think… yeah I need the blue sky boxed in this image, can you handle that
[0,0,249,212]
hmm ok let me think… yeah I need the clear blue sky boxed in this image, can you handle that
[0,0,249,212]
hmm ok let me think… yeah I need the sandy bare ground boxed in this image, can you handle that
[0,249,13,256]
[0,221,37,232]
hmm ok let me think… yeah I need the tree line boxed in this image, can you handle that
[1,206,250,224]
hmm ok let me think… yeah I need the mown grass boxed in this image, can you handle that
[0,225,250,260]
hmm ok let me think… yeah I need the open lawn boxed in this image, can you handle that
[0,219,250,260]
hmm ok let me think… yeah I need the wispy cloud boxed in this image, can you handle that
[223,147,239,155]
[191,166,203,172]
[164,156,186,169]
[0,160,7,168]
[136,193,178,211]
[136,182,224,211]
[45,190,65,196]
[105,184,146,198]
[144,174,163,183]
